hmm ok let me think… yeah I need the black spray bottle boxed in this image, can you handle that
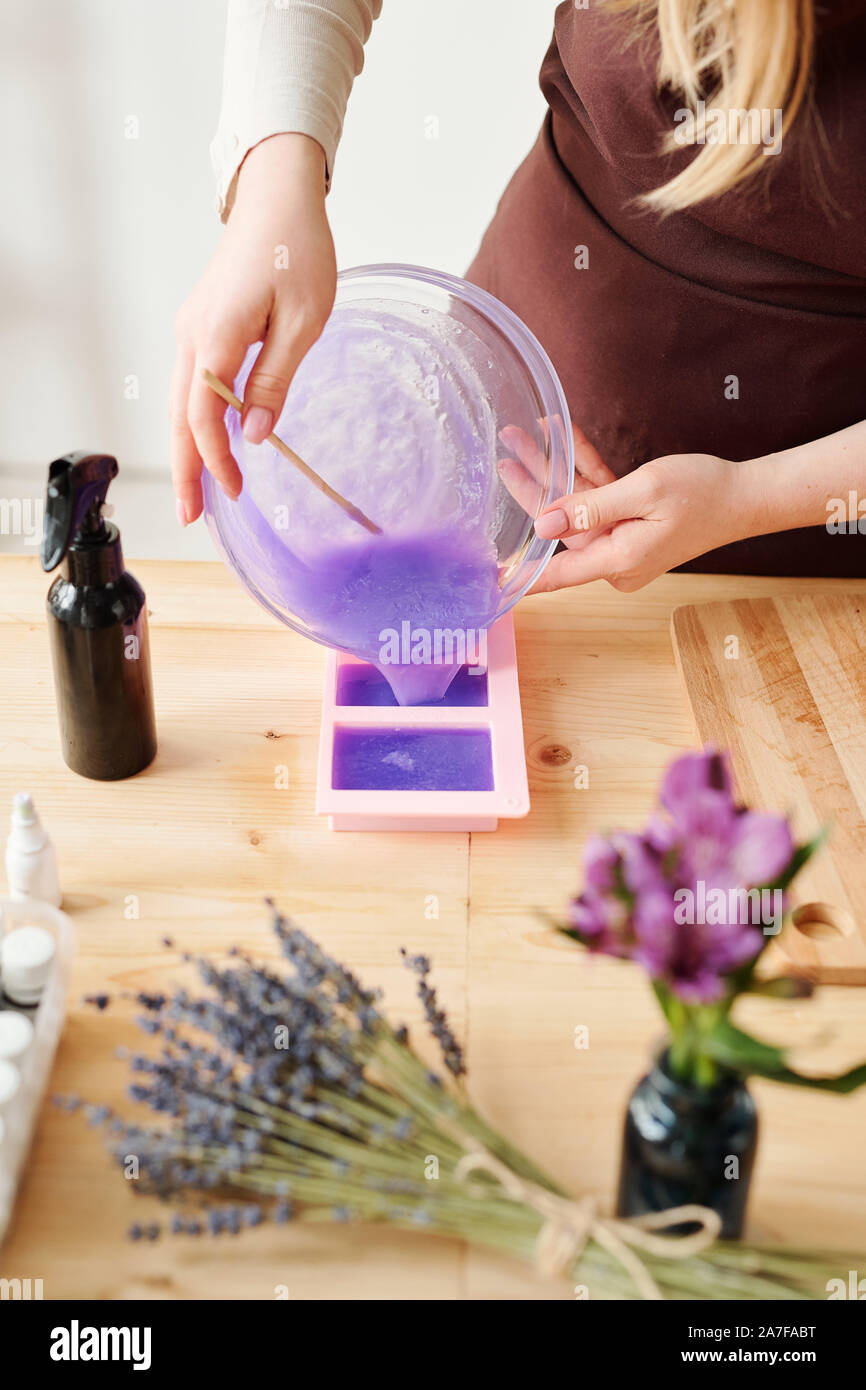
[41,452,157,780]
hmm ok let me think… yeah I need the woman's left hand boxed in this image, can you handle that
[500,423,754,592]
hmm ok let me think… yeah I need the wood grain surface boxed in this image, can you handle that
[1,557,864,1300]
[671,594,866,984]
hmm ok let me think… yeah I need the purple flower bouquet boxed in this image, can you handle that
[561,748,866,1234]
[562,748,866,1092]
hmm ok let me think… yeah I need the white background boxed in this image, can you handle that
[0,0,553,558]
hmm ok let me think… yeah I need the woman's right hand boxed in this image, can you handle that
[170,132,337,524]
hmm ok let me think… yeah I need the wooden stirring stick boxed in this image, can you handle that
[200,368,381,535]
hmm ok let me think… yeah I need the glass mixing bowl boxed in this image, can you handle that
[203,263,573,702]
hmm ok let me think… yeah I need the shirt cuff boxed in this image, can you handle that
[210,111,337,222]
[209,0,380,223]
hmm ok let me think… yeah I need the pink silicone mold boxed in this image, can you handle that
[316,613,530,832]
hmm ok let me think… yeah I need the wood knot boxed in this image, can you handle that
[539,743,573,767]
[249,831,262,847]
[264,730,283,741]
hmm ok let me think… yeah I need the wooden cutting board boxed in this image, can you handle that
[670,593,866,984]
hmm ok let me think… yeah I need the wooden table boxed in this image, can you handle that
[1,556,864,1300]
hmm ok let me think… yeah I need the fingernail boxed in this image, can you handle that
[243,406,273,444]
[535,508,568,539]
[176,498,188,528]
[220,480,242,501]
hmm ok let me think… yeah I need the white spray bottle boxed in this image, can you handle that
[4,793,62,907]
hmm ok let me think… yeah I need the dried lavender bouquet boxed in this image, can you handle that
[69,906,855,1301]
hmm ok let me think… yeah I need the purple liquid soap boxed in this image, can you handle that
[333,728,494,791]
[211,322,506,705]
[226,476,500,704]
[298,531,499,704]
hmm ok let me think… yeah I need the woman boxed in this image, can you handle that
[171,0,866,588]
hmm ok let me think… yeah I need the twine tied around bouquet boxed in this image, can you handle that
[454,1146,722,1299]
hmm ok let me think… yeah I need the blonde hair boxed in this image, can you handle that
[611,0,815,211]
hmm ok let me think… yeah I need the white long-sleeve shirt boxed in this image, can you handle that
[211,0,382,219]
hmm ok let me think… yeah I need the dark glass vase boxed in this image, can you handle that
[616,1049,758,1238]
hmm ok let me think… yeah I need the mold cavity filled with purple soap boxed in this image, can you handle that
[333,728,494,792]
[337,661,489,707]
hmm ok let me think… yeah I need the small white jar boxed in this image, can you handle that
[0,1058,21,1107]
[0,1010,35,1061]
[1,926,56,1006]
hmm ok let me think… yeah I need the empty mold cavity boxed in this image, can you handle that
[332,727,494,791]
[336,662,488,708]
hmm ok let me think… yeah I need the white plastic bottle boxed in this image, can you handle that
[4,793,61,907]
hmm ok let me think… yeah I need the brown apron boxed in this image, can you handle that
[467,2,866,575]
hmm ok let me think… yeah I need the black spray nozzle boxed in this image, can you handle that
[41,452,119,572]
